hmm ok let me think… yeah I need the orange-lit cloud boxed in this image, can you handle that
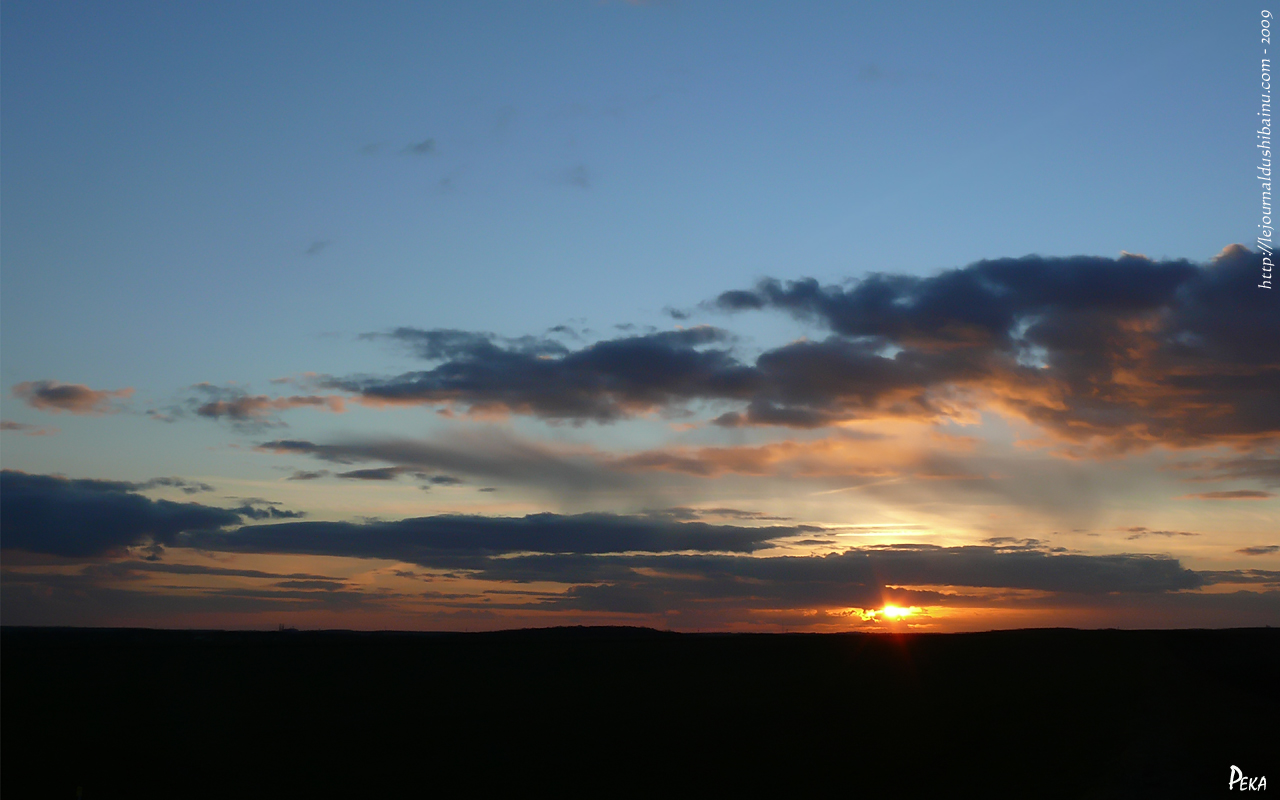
[182,383,347,428]
[12,380,133,415]
[196,394,346,419]
[709,248,1278,453]
[1178,490,1274,500]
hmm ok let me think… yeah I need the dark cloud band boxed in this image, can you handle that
[318,248,1278,451]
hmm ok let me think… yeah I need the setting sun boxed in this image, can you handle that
[854,605,924,622]
[879,606,922,620]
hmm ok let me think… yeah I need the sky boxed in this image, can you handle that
[2,0,1277,632]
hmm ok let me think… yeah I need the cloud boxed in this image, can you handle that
[1,569,393,624]
[1237,545,1280,556]
[0,470,243,558]
[257,430,633,495]
[131,477,217,494]
[187,511,1208,602]
[404,138,436,155]
[333,324,976,430]
[335,466,417,481]
[12,381,133,415]
[312,249,1277,454]
[416,473,466,491]
[468,545,1211,618]
[1196,569,1280,585]
[1179,490,1274,500]
[188,383,346,428]
[229,497,306,520]
[273,579,347,590]
[253,426,989,510]
[644,507,792,522]
[79,560,338,582]
[189,512,796,566]
[1166,453,1280,487]
[4,473,1254,626]
[287,470,330,481]
[186,514,1209,614]
[324,326,752,422]
[708,248,1279,450]
[608,434,952,482]
[557,164,591,189]
[1120,527,1200,540]
[1,420,57,436]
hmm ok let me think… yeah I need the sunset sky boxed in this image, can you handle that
[3,0,1277,632]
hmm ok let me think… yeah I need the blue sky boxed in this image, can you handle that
[3,1,1277,631]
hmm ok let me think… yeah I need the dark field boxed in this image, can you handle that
[3,626,1277,798]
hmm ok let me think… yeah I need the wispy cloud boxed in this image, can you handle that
[184,383,347,430]
[1120,526,1200,540]
[1179,490,1274,500]
[404,138,436,155]
[1238,545,1280,556]
[1,420,58,436]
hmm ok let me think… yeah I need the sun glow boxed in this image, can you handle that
[854,605,923,622]
[879,605,918,619]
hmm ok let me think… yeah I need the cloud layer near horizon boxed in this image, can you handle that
[3,469,1275,629]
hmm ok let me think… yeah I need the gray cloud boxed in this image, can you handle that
[179,515,1215,617]
[335,466,417,481]
[137,477,216,495]
[230,497,306,520]
[1173,453,1280,487]
[1121,527,1200,540]
[190,512,795,567]
[287,470,331,481]
[80,560,338,582]
[1196,569,1280,585]
[257,432,631,494]
[1,470,242,558]
[557,164,591,189]
[325,326,750,423]
[1237,546,1280,556]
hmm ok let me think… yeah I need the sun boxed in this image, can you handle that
[852,605,924,622]
[878,605,919,620]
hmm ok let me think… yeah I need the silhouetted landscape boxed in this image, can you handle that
[4,626,1276,798]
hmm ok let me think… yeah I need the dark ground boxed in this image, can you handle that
[2,626,1277,798]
